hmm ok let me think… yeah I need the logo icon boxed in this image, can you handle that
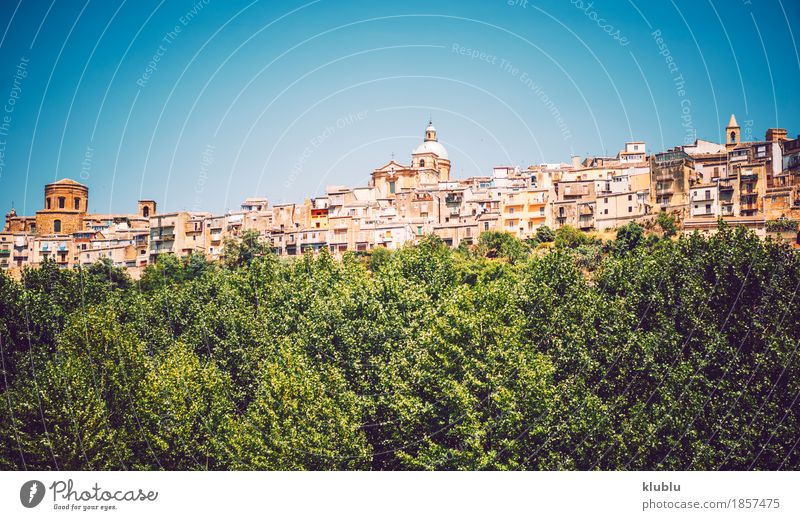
[20,480,45,508]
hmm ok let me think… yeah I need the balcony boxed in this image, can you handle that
[719,180,735,191]
[0,249,9,257]
[152,233,176,242]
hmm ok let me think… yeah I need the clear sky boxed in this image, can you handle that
[0,0,798,221]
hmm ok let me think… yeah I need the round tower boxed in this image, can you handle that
[36,178,89,234]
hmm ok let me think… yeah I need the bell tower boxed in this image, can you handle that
[726,114,740,149]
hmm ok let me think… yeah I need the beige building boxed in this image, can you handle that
[596,191,648,230]
[500,189,551,238]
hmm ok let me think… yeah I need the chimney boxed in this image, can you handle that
[571,155,581,168]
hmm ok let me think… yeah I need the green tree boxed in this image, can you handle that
[656,212,677,238]
[554,225,588,249]
[535,225,556,243]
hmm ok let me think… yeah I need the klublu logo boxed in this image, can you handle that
[20,480,45,508]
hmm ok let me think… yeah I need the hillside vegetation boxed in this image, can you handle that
[0,223,798,470]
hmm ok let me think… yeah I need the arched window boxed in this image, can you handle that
[74,197,80,210]
[419,159,425,168]
[142,206,150,218]
[58,197,65,209]
[46,198,51,209]
[53,220,62,233]
[730,131,736,142]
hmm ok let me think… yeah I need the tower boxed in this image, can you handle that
[138,200,157,218]
[35,178,89,234]
[726,114,740,148]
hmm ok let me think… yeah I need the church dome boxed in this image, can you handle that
[413,140,449,160]
[413,121,448,159]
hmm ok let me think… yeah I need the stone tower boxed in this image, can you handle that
[35,178,88,234]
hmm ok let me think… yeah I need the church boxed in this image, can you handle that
[370,122,451,197]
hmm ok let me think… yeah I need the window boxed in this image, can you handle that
[628,206,632,213]
[46,198,51,209]
[730,131,736,142]
[705,190,711,200]
[419,159,425,168]
[634,145,639,151]
[484,222,489,231]
[53,220,62,233]
[508,207,514,214]
[74,198,80,210]
[58,197,65,209]
[604,198,608,203]
[604,209,609,215]
[628,194,632,201]
[706,203,711,213]
[389,181,396,194]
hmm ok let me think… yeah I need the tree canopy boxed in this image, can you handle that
[1,225,798,470]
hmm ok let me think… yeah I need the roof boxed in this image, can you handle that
[412,140,449,159]
[46,178,87,188]
[728,114,739,128]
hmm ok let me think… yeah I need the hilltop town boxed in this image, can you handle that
[2,116,799,277]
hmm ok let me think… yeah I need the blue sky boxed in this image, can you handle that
[0,0,798,221]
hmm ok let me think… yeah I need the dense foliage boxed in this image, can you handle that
[1,225,798,470]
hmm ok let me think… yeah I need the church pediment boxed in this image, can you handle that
[373,160,410,173]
